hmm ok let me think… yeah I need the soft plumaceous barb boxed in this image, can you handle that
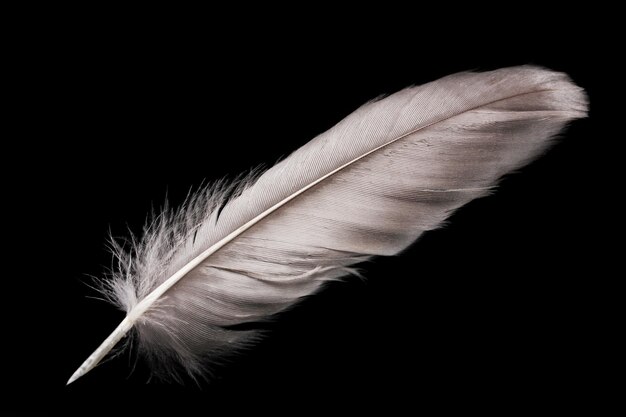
[69,66,587,384]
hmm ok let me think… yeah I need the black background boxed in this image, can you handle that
[5,11,610,415]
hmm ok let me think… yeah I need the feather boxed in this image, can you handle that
[68,66,587,384]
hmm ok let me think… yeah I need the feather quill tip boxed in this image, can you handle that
[67,355,95,385]
[66,371,82,385]
[67,317,134,385]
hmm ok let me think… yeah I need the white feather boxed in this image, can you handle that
[68,66,587,383]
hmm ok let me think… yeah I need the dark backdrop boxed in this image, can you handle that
[5,13,608,415]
